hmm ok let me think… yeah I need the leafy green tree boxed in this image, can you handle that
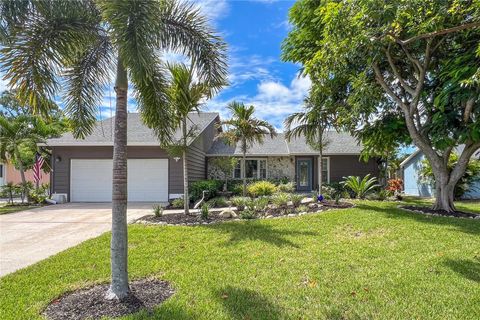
[283,0,480,212]
[219,102,276,196]
[161,63,224,215]
[1,0,226,299]
[285,87,333,194]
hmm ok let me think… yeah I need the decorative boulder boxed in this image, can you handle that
[308,203,317,209]
[219,209,237,218]
[301,198,313,204]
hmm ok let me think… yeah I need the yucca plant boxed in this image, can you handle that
[341,174,379,199]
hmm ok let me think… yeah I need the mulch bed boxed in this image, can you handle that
[399,205,480,219]
[43,279,174,320]
[136,200,354,226]
[138,212,234,225]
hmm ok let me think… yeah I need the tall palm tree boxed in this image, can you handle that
[219,102,276,196]
[0,0,227,300]
[284,93,332,194]
[163,63,224,215]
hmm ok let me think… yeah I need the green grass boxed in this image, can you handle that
[1,199,479,319]
[0,204,36,215]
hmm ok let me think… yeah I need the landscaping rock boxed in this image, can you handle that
[301,198,313,204]
[474,215,480,219]
[308,203,318,209]
[219,209,236,218]
[287,214,297,217]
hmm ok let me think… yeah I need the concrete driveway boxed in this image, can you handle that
[0,203,154,277]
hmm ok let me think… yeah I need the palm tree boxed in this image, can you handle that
[162,63,224,215]
[219,102,276,196]
[0,0,226,300]
[284,93,332,194]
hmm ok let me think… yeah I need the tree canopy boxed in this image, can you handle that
[283,0,480,211]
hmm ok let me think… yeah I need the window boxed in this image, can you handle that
[233,159,267,179]
[0,164,3,178]
[321,158,329,183]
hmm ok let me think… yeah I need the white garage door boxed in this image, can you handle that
[70,159,168,202]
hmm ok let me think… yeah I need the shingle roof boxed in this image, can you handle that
[46,112,218,146]
[206,132,363,156]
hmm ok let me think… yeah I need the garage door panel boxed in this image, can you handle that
[70,159,168,202]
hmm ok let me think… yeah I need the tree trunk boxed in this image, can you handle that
[433,178,455,212]
[317,128,323,194]
[14,147,27,203]
[182,119,190,215]
[242,150,247,197]
[106,56,130,300]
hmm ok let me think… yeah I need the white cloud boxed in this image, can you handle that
[189,0,229,24]
[0,78,10,93]
[206,73,311,131]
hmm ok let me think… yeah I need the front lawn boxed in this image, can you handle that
[0,204,36,215]
[1,200,479,319]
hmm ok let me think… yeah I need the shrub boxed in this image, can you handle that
[28,183,50,204]
[207,197,229,208]
[290,193,304,207]
[296,204,308,213]
[341,174,379,199]
[366,189,390,201]
[200,203,210,220]
[170,197,184,209]
[247,181,277,197]
[231,196,250,211]
[277,182,295,193]
[189,180,223,202]
[254,197,270,212]
[272,192,290,207]
[227,181,244,195]
[240,208,256,219]
[153,204,163,217]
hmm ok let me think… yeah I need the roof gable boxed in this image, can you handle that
[46,112,218,146]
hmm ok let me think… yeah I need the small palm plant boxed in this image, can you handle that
[341,174,379,199]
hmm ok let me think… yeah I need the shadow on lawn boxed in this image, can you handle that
[206,221,317,248]
[354,203,480,235]
[443,258,480,283]
[215,286,283,320]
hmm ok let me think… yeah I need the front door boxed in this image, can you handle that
[296,158,312,191]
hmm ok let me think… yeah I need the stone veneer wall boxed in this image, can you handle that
[207,156,295,181]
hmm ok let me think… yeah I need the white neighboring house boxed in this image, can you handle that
[400,147,480,199]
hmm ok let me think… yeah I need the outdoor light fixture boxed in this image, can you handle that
[55,156,62,162]
[173,157,181,162]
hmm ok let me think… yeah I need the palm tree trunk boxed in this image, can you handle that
[182,118,190,215]
[317,128,323,194]
[14,146,27,203]
[106,56,130,300]
[242,140,247,196]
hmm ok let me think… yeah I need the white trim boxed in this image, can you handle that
[399,149,421,168]
[232,158,268,180]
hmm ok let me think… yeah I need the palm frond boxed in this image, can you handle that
[63,33,114,138]
[157,0,228,93]
[0,0,103,115]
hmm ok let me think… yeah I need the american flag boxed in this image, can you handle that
[33,153,45,184]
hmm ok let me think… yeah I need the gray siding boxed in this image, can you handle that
[186,117,219,184]
[51,146,184,200]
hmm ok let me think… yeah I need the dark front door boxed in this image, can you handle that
[296,158,312,191]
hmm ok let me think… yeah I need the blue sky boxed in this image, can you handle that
[103,0,308,131]
[0,0,308,131]
[192,0,308,131]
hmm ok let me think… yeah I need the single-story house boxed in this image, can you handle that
[400,147,480,199]
[0,161,50,187]
[46,112,379,202]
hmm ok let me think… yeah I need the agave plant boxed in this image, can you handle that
[341,174,379,199]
